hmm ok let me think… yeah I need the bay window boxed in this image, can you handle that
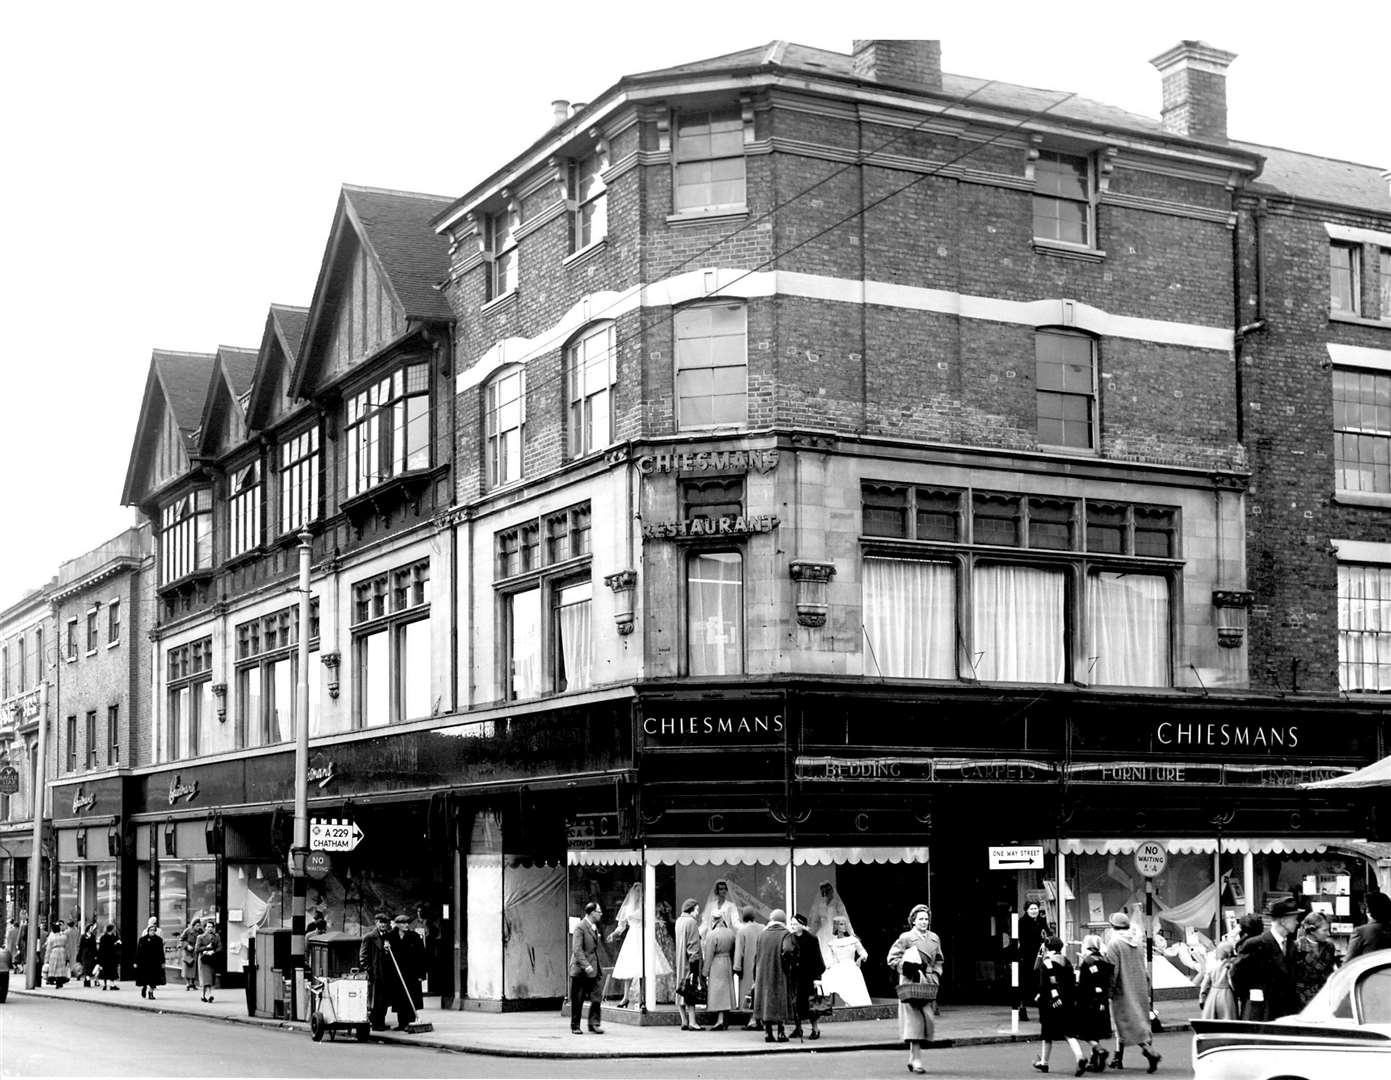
[345,363,430,498]
[161,488,212,583]
[674,108,746,212]
[485,209,517,299]
[279,426,320,534]
[570,150,607,251]
[228,460,262,558]
[351,560,429,727]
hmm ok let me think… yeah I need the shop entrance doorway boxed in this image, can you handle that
[930,832,1031,1005]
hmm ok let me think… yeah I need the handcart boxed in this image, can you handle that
[308,968,371,1041]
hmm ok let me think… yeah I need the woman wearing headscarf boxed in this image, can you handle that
[180,919,202,990]
[1074,934,1115,1071]
[135,918,167,999]
[1032,935,1087,1075]
[43,922,71,988]
[887,903,944,1075]
[195,920,221,1003]
[701,910,736,1029]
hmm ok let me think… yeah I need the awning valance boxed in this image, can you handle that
[582,846,933,867]
[568,849,643,867]
[1051,837,1341,856]
[645,847,791,867]
[794,846,930,865]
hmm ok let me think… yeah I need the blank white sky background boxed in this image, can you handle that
[2,0,1387,605]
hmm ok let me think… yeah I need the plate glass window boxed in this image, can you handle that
[279,427,320,534]
[1330,243,1361,315]
[1036,330,1096,449]
[687,552,743,675]
[485,366,525,488]
[674,109,746,212]
[1033,151,1091,245]
[565,324,616,457]
[675,303,747,429]
[1333,367,1391,494]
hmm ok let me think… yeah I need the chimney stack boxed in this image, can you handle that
[551,99,571,127]
[853,40,942,92]
[1149,41,1237,142]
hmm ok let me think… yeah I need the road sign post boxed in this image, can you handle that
[309,818,365,852]
[1132,840,1167,1026]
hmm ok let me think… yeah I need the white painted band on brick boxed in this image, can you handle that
[1328,342,1391,372]
[1330,538,1391,564]
[1325,222,1391,248]
[457,268,1233,392]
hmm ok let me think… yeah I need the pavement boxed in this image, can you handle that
[10,981,1198,1059]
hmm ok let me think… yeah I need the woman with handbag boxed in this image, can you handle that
[673,898,703,1031]
[887,904,944,1075]
[195,921,220,1003]
[783,913,826,1040]
[701,911,736,1030]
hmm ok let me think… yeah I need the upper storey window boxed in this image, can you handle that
[674,109,745,213]
[675,302,747,430]
[1036,330,1097,450]
[345,363,430,498]
[1381,250,1391,321]
[570,151,607,251]
[566,324,616,458]
[1330,243,1361,315]
[161,488,212,583]
[485,209,517,300]
[279,426,320,535]
[485,366,526,489]
[228,461,262,559]
[1333,366,1391,494]
[1033,151,1092,247]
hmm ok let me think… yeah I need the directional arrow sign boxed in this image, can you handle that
[310,817,364,852]
[989,845,1044,870]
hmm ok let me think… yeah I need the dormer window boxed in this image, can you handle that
[161,488,212,583]
[345,363,430,498]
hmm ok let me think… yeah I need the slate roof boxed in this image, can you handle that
[217,346,260,398]
[1236,141,1391,213]
[342,185,454,321]
[269,304,309,364]
[152,350,217,450]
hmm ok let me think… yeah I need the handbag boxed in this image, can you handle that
[896,979,938,1003]
[680,972,708,1006]
[808,982,834,1018]
[743,988,755,1011]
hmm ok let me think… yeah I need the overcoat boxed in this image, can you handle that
[1238,929,1299,1020]
[1034,952,1076,1041]
[358,927,404,1011]
[1104,932,1151,1044]
[702,924,737,1012]
[77,929,99,976]
[783,929,825,1021]
[752,922,792,1023]
[195,927,220,988]
[44,932,71,980]
[1073,954,1115,1039]
[134,930,166,987]
[96,930,122,977]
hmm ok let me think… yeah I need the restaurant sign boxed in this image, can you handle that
[641,513,778,541]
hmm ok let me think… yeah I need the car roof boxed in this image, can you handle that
[1298,948,1391,1021]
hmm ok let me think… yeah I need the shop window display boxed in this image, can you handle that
[1254,853,1366,955]
[56,864,119,931]
[158,862,216,972]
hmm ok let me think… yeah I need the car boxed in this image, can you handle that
[1191,948,1391,1079]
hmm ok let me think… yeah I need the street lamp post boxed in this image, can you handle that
[24,680,48,989]
[289,529,312,1019]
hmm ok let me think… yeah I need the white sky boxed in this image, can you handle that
[2,0,1388,607]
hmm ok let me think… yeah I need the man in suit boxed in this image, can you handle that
[569,901,604,1034]
[358,910,403,1031]
[1240,897,1305,1020]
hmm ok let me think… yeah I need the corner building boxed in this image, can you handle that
[432,38,1385,1009]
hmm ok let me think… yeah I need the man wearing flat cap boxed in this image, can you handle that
[359,910,405,1031]
[1238,896,1306,1021]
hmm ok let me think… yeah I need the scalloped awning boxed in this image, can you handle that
[570,846,932,867]
[568,849,643,867]
[1049,838,1342,856]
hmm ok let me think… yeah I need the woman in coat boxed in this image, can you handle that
[135,918,167,999]
[195,922,220,1003]
[180,920,201,990]
[887,903,944,1075]
[701,910,736,1029]
[96,922,122,990]
[77,922,99,987]
[1198,939,1238,1020]
[43,922,71,988]
[1032,936,1087,1075]
[1017,900,1049,1021]
[1103,913,1161,1072]
[782,913,826,1040]
[1294,911,1340,1008]
[1074,934,1115,1071]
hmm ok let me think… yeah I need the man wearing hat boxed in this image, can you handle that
[359,910,404,1031]
[1238,897,1306,1021]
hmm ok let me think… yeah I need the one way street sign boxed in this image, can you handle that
[310,818,365,852]
[988,845,1044,870]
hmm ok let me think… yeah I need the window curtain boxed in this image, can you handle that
[972,564,1065,682]
[557,593,593,690]
[510,588,542,699]
[688,552,742,675]
[1087,572,1170,687]
[861,557,955,677]
[1339,563,1391,691]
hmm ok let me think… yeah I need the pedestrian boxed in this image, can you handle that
[1343,891,1391,960]
[44,921,71,988]
[135,918,166,999]
[15,917,27,968]
[1017,900,1049,1021]
[75,921,98,987]
[783,913,825,1040]
[567,900,604,1035]
[1032,936,1087,1075]
[1103,912,1161,1072]
[1293,910,1339,1009]
[820,913,871,1008]
[0,936,12,1004]
[1197,939,1237,1020]
[701,910,736,1030]
[1074,934,1114,1072]
[733,904,763,1027]
[64,917,81,981]
[887,903,944,1075]
[1238,897,1305,1021]
[97,922,122,990]
[673,897,703,1031]
[180,919,202,990]
[752,907,792,1043]
[1229,911,1264,1017]
[391,913,425,1026]
[359,911,402,1031]
[3,918,18,960]
[195,920,220,1003]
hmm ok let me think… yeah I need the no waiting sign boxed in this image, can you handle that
[1133,840,1168,878]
